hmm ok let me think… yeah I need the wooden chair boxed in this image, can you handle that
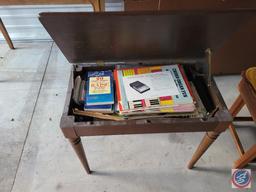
[229,67,256,168]
[0,0,104,49]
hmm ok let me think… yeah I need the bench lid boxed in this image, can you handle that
[39,10,256,64]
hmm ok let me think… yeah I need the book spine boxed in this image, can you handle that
[114,69,123,111]
[117,70,129,111]
[85,80,90,105]
[79,80,86,104]
[178,64,194,100]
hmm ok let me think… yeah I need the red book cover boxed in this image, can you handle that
[113,69,123,111]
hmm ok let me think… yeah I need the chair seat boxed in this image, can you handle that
[246,67,256,90]
[238,69,256,121]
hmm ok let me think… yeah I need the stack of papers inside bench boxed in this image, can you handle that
[114,64,195,116]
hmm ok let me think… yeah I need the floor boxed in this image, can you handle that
[0,41,255,192]
[0,1,123,41]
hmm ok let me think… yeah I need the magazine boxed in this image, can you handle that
[122,71,179,101]
[114,64,195,115]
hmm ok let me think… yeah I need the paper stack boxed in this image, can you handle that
[114,64,195,115]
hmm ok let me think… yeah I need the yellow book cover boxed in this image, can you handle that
[89,76,111,95]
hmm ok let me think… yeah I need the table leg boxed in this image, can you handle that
[0,18,14,49]
[187,131,220,169]
[69,137,92,174]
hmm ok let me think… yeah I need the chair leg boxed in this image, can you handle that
[90,0,105,12]
[99,0,105,11]
[229,94,244,117]
[69,137,92,174]
[0,18,14,49]
[228,94,246,156]
[233,144,256,169]
[229,123,245,156]
[188,131,220,169]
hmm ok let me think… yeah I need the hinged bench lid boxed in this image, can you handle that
[39,10,256,64]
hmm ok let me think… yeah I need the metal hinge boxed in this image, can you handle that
[96,60,105,67]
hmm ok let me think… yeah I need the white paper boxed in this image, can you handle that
[122,71,179,101]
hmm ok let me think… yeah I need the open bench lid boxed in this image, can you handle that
[39,10,256,64]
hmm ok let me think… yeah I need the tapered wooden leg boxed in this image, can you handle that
[0,18,14,49]
[229,123,245,156]
[188,131,219,169]
[228,94,245,156]
[234,144,256,169]
[99,0,105,11]
[90,0,105,12]
[69,137,92,174]
[229,94,244,116]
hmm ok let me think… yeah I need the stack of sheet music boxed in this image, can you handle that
[114,64,196,116]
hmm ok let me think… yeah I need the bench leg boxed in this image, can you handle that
[0,18,14,49]
[234,144,256,169]
[69,137,92,174]
[187,131,219,169]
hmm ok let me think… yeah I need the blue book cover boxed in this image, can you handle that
[84,104,113,113]
[85,70,114,106]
